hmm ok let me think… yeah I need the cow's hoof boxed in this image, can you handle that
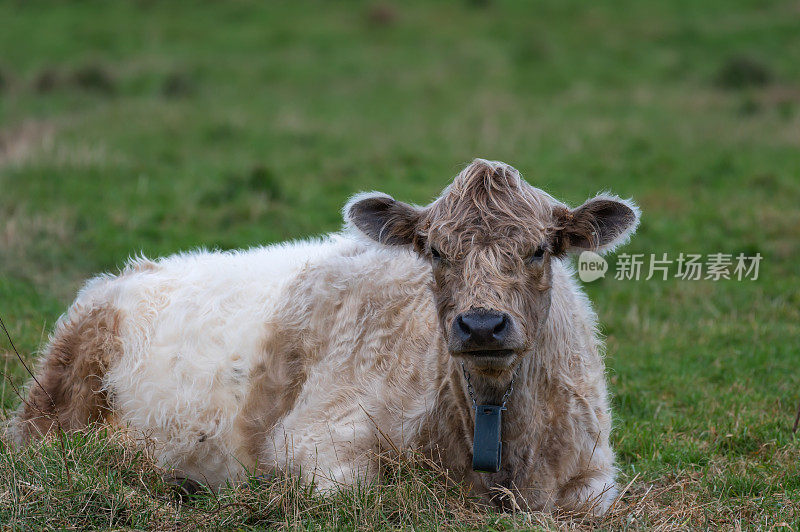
[166,476,205,502]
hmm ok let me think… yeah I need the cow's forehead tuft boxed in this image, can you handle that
[425,159,555,238]
[417,161,561,261]
[449,159,523,198]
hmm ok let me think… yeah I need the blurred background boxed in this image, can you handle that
[1,0,799,523]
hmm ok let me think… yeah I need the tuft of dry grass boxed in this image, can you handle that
[0,427,494,530]
[0,121,54,169]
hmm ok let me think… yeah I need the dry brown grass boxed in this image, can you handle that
[2,422,795,530]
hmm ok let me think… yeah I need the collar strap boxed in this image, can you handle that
[460,362,516,409]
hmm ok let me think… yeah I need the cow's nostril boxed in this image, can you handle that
[456,315,472,341]
[492,315,508,339]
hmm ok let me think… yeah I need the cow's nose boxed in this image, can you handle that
[454,310,510,347]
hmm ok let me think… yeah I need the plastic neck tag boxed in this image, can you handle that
[472,404,504,473]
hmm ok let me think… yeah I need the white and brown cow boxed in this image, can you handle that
[12,159,639,514]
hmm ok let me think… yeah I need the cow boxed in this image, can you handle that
[11,159,639,514]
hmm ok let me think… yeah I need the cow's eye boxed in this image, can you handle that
[526,246,546,264]
[430,246,442,261]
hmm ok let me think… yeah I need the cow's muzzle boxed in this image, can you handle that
[450,308,519,357]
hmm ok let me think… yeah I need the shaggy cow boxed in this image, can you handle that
[12,159,639,514]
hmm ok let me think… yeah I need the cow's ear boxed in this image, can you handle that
[345,192,423,247]
[554,194,640,254]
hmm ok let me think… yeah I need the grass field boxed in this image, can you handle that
[1,0,799,529]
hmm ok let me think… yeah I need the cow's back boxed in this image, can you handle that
[37,234,438,485]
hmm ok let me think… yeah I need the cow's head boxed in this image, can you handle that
[345,159,639,378]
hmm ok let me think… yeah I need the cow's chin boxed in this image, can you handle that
[453,349,519,376]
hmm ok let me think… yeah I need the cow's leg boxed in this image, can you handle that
[556,448,617,516]
[12,305,122,445]
[262,405,381,492]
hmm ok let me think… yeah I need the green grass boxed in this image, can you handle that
[1,0,799,529]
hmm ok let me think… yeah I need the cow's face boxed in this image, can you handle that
[346,159,639,377]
